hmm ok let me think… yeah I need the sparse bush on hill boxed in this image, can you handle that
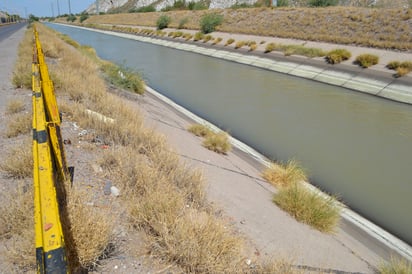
[200,13,224,34]
[308,0,338,6]
[79,13,89,23]
[157,14,171,29]
[130,5,156,13]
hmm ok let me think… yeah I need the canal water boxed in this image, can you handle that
[48,24,412,245]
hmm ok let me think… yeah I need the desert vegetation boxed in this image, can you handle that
[75,7,412,50]
[325,48,352,64]
[387,61,412,77]
[188,123,232,154]
[262,160,340,232]
[379,257,412,274]
[355,53,379,68]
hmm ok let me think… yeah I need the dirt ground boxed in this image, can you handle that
[1,24,408,273]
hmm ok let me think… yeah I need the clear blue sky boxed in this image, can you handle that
[0,0,95,17]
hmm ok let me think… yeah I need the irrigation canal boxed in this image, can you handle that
[48,23,412,246]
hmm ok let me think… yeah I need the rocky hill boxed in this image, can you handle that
[85,0,410,14]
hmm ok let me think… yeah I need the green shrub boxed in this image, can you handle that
[188,2,208,10]
[178,17,189,29]
[355,54,379,68]
[277,0,289,6]
[273,183,340,233]
[66,14,77,22]
[131,5,156,13]
[325,49,352,64]
[102,63,145,94]
[79,13,89,23]
[308,0,338,7]
[157,15,171,30]
[200,13,224,34]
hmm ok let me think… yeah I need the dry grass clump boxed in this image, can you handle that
[212,37,223,45]
[355,53,379,68]
[0,184,35,270]
[5,99,25,115]
[387,60,412,77]
[193,31,204,41]
[5,112,31,138]
[253,257,301,274]
[379,257,412,274]
[265,42,277,53]
[66,188,115,269]
[203,34,213,43]
[188,123,213,137]
[235,40,246,49]
[325,48,352,64]
[0,141,32,179]
[150,211,243,273]
[262,160,307,188]
[12,29,32,89]
[273,183,340,233]
[202,131,232,154]
[225,38,235,46]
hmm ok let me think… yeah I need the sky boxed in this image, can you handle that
[0,0,96,17]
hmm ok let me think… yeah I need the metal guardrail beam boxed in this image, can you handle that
[32,26,69,274]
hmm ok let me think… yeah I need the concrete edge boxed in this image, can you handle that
[53,23,412,262]
[55,23,412,105]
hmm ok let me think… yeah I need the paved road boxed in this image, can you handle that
[0,22,27,42]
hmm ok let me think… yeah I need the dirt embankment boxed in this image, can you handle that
[77,7,412,51]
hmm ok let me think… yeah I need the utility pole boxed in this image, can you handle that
[57,0,60,16]
[25,7,28,19]
[51,2,55,17]
[68,0,71,14]
[96,0,99,15]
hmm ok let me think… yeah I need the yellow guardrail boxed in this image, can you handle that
[32,26,70,274]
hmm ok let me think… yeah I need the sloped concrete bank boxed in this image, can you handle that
[56,24,412,262]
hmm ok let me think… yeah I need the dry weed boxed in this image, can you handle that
[188,123,213,137]
[150,210,244,273]
[262,160,307,188]
[66,188,115,269]
[5,112,31,138]
[5,99,25,115]
[379,256,412,274]
[273,183,340,233]
[0,184,35,271]
[0,141,32,179]
[202,131,232,154]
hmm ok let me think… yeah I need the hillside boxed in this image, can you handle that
[80,6,412,51]
[85,0,411,14]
